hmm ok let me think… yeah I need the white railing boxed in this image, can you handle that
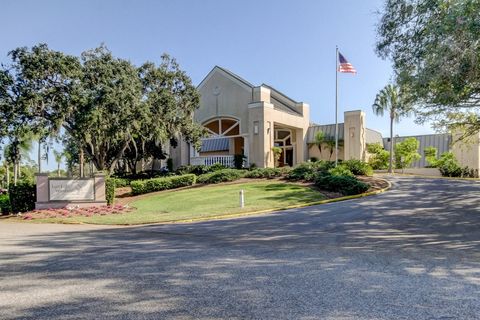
[190,155,235,167]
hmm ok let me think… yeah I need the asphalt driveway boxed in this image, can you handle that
[1,176,479,319]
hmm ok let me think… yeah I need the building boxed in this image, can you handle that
[170,66,480,171]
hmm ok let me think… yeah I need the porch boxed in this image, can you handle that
[190,155,235,167]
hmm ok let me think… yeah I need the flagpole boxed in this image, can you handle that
[335,46,339,166]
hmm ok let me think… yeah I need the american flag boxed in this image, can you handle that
[338,52,357,74]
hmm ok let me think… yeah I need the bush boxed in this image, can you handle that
[367,143,390,170]
[315,174,369,196]
[176,163,226,176]
[233,154,246,169]
[342,159,373,176]
[0,194,11,215]
[111,177,130,188]
[328,165,354,177]
[130,174,196,195]
[286,160,335,181]
[436,152,463,177]
[197,169,244,184]
[105,178,116,205]
[244,168,282,179]
[9,181,36,213]
[424,146,438,168]
[394,137,421,170]
[167,158,174,172]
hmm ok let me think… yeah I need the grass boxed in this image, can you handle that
[31,181,326,225]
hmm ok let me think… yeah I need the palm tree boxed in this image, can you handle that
[372,84,412,173]
[5,135,34,185]
[53,149,63,177]
[325,138,344,161]
[314,131,327,159]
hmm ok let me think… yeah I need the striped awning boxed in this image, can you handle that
[200,138,230,152]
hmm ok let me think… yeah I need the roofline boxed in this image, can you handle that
[382,133,450,139]
[261,83,299,104]
[197,66,254,90]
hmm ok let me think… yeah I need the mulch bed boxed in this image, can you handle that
[357,176,390,192]
[21,205,134,220]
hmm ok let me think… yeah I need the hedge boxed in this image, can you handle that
[111,177,130,188]
[244,168,282,179]
[286,161,335,181]
[328,164,354,177]
[105,178,116,205]
[0,194,11,215]
[9,182,36,213]
[130,174,196,195]
[197,169,244,184]
[342,159,373,176]
[315,174,369,196]
[176,163,226,176]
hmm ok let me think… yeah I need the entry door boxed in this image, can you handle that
[285,148,294,167]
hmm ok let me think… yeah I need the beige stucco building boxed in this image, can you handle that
[169,66,479,172]
[171,66,374,169]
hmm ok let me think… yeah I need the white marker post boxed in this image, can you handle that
[239,189,245,208]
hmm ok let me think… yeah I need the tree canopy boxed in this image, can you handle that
[0,44,205,174]
[376,0,480,136]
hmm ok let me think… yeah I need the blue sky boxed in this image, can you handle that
[1,0,434,169]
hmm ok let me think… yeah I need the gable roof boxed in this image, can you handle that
[197,66,304,116]
[197,66,254,91]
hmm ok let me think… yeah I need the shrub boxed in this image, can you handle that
[0,194,11,215]
[328,165,354,177]
[105,178,116,205]
[209,163,227,172]
[436,152,462,177]
[130,174,196,195]
[9,181,36,213]
[366,143,390,170]
[176,163,226,175]
[112,177,130,188]
[424,146,438,168]
[167,158,174,172]
[394,137,421,170]
[315,174,369,195]
[286,160,335,181]
[176,165,209,175]
[271,147,283,167]
[233,154,246,169]
[197,169,243,184]
[342,159,373,176]
[244,168,282,179]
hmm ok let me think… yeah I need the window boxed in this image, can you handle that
[203,117,240,137]
[254,121,259,135]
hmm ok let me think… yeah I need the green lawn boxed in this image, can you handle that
[33,180,326,225]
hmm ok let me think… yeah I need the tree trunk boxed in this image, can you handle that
[6,162,10,187]
[389,116,394,174]
[57,163,60,177]
[38,140,42,173]
[13,162,18,186]
[79,148,84,178]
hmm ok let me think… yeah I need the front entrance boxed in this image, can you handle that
[274,128,295,167]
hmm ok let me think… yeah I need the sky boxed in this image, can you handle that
[1,0,434,170]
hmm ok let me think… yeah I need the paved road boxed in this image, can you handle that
[1,176,479,320]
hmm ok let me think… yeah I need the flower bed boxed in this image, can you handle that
[22,205,133,220]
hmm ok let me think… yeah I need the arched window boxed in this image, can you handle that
[203,117,240,137]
